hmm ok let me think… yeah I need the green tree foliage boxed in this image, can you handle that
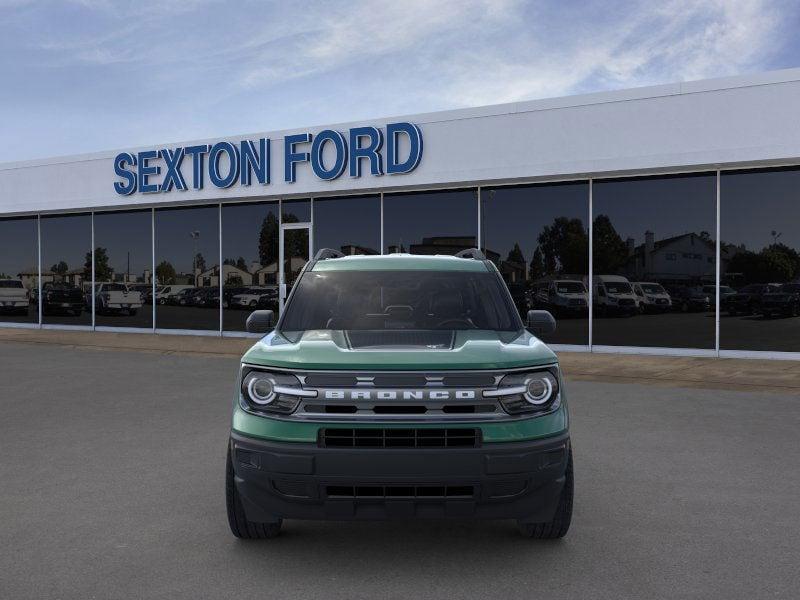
[226,274,244,287]
[50,261,68,275]
[236,256,248,271]
[536,217,589,275]
[506,243,525,264]
[84,247,113,283]
[258,213,279,267]
[728,242,800,284]
[592,215,628,274]
[194,253,206,273]
[156,261,176,285]
[529,246,546,281]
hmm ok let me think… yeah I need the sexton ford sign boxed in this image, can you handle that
[112,122,423,195]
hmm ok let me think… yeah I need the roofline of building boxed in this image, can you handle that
[3,67,800,171]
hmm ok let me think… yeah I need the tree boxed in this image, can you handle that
[258,213,279,267]
[506,243,525,265]
[223,258,236,266]
[51,261,68,275]
[592,215,628,274]
[727,242,800,285]
[156,261,176,285]
[84,247,113,282]
[537,217,589,275]
[529,246,546,281]
[194,253,206,273]
[227,274,244,287]
[236,256,248,271]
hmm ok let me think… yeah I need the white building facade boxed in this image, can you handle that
[2,69,800,358]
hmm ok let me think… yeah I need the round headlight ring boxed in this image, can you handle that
[247,375,276,405]
[524,376,553,405]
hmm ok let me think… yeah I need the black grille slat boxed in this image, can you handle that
[346,330,453,349]
[320,428,480,448]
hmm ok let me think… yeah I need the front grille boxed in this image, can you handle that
[618,298,635,306]
[325,485,475,498]
[319,428,480,448]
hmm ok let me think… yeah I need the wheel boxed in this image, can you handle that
[226,446,282,539]
[517,447,573,539]
[249,299,257,307]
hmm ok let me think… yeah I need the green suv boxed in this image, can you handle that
[226,249,573,539]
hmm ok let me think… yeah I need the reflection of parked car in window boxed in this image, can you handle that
[41,282,84,315]
[667,286,710,312]
[190,287,220,308]
[127,283,158,305]
[759,283,800,318]
[536,280,588,316]
[590,275,637,316]
[701,285,735,305]
[232,287,277,309]
[170,287,198,306]
[632,282,671,313]
[725,283,780,316]
[89,283,143,315]
[222,286,249,309]
[0,279,30,315]
[156,285,194,305]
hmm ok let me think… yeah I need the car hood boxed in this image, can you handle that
[762,293,791,301]
[242,329,557,370]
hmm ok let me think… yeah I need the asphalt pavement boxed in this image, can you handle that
[0,341,798,600]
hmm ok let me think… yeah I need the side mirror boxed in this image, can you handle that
[246,309,275,334]
[527,310,556,336]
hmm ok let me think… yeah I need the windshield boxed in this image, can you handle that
[280,270,520,340]
[780,284,800,293]
[555,282,585,294]
[640,283,665,294]
[0,280,23,288]
[605,282,632,294]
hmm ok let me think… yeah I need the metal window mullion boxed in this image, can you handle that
[476,187,482,251]
[715,170,721,356]
[37,214,42,327]
[588,179,593,351]
[91,212,95,330]
[379,192,384,254]
[218,202,223,337]
[151,208,156,333]
[309,196,314,258]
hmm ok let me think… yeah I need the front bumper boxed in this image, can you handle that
[230,430,570,522]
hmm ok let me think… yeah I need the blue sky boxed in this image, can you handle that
[1,0,799,162]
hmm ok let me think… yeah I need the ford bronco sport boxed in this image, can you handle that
[226,249,572,539]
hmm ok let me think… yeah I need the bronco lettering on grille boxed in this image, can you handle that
[323,390,476,400]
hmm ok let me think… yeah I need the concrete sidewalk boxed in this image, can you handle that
[1,327,798,394]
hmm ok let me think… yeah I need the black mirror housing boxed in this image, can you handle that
[246,309,275,334]
[526,310,556,336]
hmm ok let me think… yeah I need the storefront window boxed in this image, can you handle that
[720,168,800,352]
[313,195,380,256]
[481,182,589,345]
[592,174,717,349]
[383,189,478,255]
[282,199,310,223]
[154,205,219,331]
[221,202,279,332]
[93,210,153,329]
[0,217,39,324]
[40,213,92,326]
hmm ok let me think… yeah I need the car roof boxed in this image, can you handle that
[311,254,490,273]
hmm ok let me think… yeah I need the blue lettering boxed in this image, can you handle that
[159,147,187,192]
[311,130,347,181]
[184,145,210,190]
[349,127,383,177]
[240,139,269,186]
[137,150,160,193]
[284,133,311,183]
[113,152,137,195]
[386,122,423,175]
[208,142,239,188]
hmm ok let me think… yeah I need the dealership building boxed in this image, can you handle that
[2,68,800,359]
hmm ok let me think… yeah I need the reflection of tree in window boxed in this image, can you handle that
[258,213,279,266]
[156,261,176,284]
[592,215,628,273]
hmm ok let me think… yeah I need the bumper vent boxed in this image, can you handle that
[319,428,480,448]
[325,485,475,498]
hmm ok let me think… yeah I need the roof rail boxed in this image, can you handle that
[314,248,345,261]
[454,248,486,260]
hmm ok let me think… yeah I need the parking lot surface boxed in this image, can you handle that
[1,341,799,600]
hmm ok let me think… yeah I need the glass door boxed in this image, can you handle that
[279,223,311,312]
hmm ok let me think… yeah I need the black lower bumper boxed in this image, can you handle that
[230,430,570,523]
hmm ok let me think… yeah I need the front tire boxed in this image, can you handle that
[226,446,282,539]
[518,447,573,539]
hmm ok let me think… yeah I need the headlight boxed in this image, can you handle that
[240,367,317,414]
[484,367,560,415]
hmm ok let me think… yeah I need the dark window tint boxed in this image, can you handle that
[221,202,279,331]
[314,195,380,256]
[481,182,589,345]
[721,168,800,351]
[383,190,478,255]
[592,174,716,349]
[40,214,91,325]
[282,199,310,223]
[280,270,519,342]
[155,206,219,331]
[93,210,152,329]
[0,217,38,324]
